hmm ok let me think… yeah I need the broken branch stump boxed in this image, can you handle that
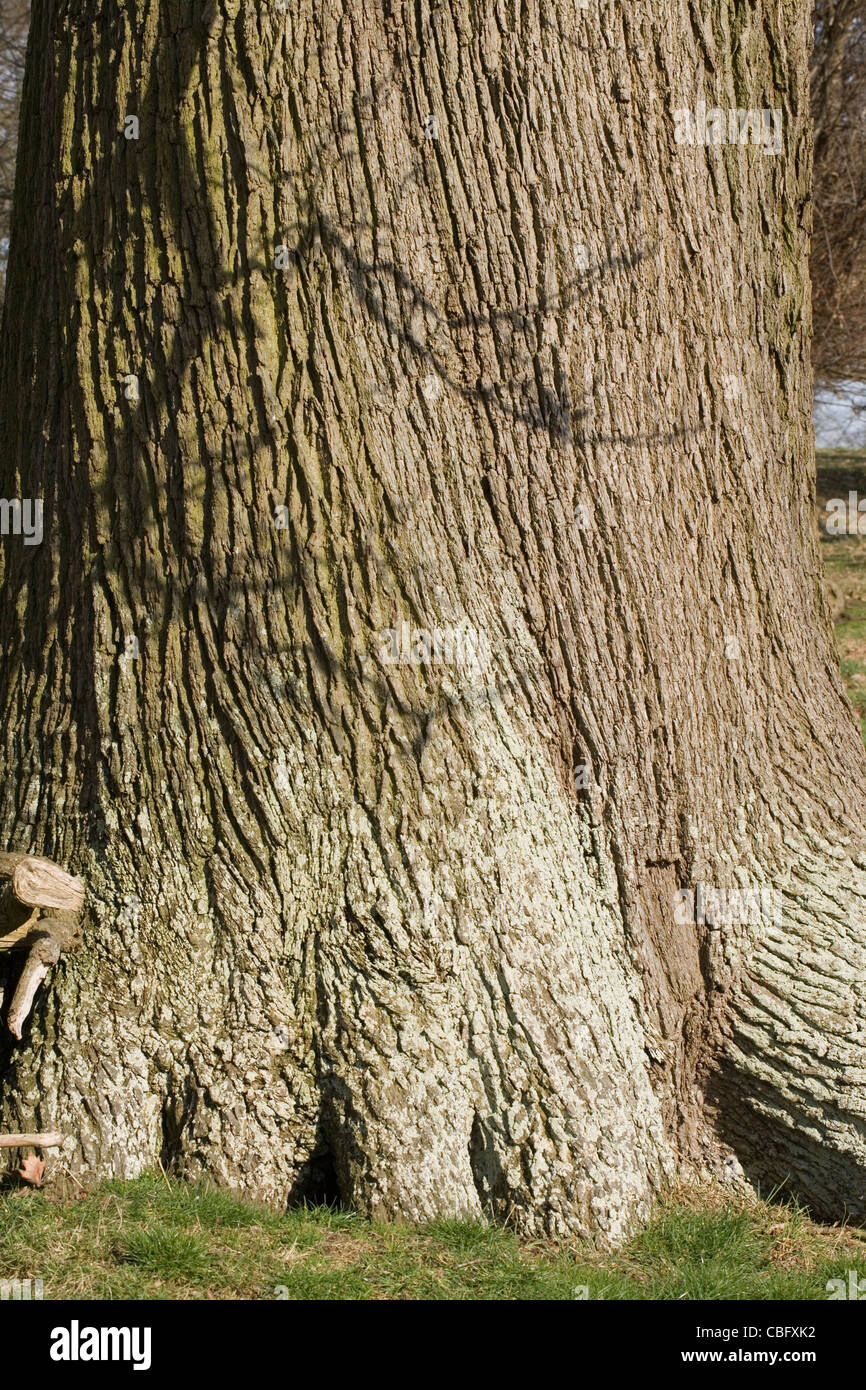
[0,852,84,1037]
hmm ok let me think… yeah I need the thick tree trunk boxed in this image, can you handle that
[0,0,863,1242]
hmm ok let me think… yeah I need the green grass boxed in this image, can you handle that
[0,1173,864,1299]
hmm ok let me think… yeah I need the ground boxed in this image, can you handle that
[0,1173,864,1299]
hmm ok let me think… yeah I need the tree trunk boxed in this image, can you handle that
[0,0,862,1243]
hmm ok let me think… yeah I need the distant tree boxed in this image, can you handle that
[811,0,866,384]
[0,0,27,303]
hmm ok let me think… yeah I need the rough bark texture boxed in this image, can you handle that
[0,0,863,1243]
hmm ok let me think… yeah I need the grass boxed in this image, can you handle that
[0,1173,864,1299]
[817,447,866,742]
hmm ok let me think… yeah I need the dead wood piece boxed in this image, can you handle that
[0,853,83,946]
[7,933,62,1039]
[0,1132,62,1147]
[0,853,85,1037]
[9,856,84,913]
[0,883,35,943]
